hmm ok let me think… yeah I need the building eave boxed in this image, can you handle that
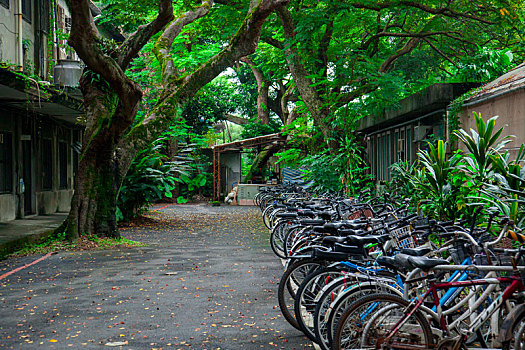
[0,68,84,125]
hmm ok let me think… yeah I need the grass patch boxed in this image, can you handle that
[8,235,147,258]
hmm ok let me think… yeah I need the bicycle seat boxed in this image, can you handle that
[338,228,363,236]
[400,247,431,257]
[347,234,389,246]
[312,248,348,261]
[376,256,398,271]
[299,219,325,226]
[285,206,299,212]
[342,222,366,230]
[276,212,298,219]
[318,211,334,220]
[324,222,346,230]
[333,243,365,256]
[297,210,316,217]
[394,254,415,269]
[407,256,448,270]
[322,236,347,244]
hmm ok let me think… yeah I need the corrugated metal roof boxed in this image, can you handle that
[463,62,525,106]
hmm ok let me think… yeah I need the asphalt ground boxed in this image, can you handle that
[0,204,310,349]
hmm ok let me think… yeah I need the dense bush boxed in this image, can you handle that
[388,113,525,226]
[117,132,191,222]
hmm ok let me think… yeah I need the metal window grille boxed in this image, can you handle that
[42,139,52,190]
[59,141,68,189]
[0,132,13,193]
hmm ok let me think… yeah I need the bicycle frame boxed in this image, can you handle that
[384,274,524,347]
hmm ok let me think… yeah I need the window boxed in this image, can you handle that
[0,0,9,9]
[22,0,31,22]
[0,132,13,193]
[59,141,68,189]
[39,0,49,33]
[42,139,52,190]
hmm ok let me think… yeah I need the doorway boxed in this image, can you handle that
[22,139,34,215]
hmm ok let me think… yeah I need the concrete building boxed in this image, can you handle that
[459,62,525,158]
[0,0,83,222]
[359,83,475,182]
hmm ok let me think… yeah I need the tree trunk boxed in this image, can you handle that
[244,143,281,182]
[58,77,138,239]
[63,140,120,240]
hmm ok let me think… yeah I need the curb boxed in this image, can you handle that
[0,229,55,260]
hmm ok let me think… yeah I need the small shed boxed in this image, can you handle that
[460,62,525,158]
[211,133,286,201]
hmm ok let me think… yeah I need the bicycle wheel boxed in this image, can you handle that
[332,293,433,350]
[325,273,400,347]
[503,312,525,350]
[270,220,288,259]
[315,280,397,350]
[294,267,346,342]
[262,205,275,229]
[277,258,325,330]
[284,226,307,257]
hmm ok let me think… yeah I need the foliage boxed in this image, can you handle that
[445,47,515,84]
[416,140,464,219]
[117,130,191,222]
[6,233,145,259]
[300,151,342,193]
[387,111,525,225]
[453,112,513,184]
[240,117,281,139]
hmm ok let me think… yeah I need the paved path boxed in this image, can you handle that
[0,204,310,349]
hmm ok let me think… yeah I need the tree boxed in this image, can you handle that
[61,0,288,239]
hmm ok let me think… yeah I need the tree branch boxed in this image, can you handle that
[127,0,289,148]
[261,36,284,50]
[68,0,141,116]
[117,0,174,69]
[154,0,214,84]
[350,1,496,25]
[240,56,270,124]
[224,113,249,125]
[317,18,333,79]
[379,36,421,72]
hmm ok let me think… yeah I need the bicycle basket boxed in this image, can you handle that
[391,225,417,249]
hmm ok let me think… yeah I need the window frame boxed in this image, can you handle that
[58,141,68,190]
[22,0,31,22]
[42,138,53,191]
[0,132,13,194]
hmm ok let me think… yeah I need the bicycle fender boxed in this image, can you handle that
[498,303,525,344]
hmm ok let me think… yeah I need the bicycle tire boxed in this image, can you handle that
[314,279,395,350]
[502,310,525,350]
[277,258,325,330]
[270,220,288,259]
[332,293,433,350]
[325,273,399,347]
[294,267,346,342]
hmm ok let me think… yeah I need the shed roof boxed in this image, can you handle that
[463,62,525,106]
[211,133,286,152]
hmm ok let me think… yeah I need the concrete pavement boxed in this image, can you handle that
[0,204,310,349]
